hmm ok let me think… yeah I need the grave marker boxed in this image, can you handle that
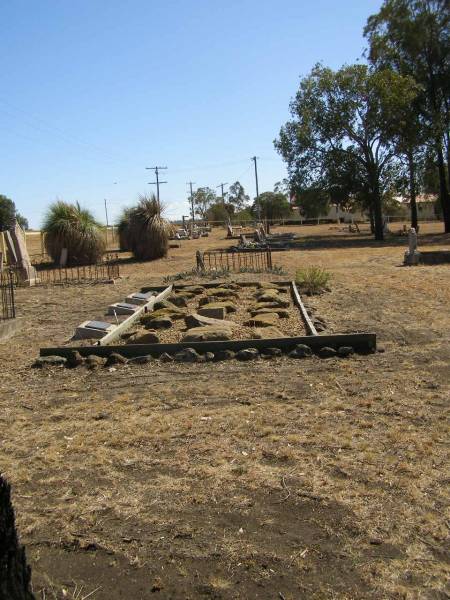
[5,221,39,285]
[404,227,421,266]
[107,302,140,316]
[75,320,117,339]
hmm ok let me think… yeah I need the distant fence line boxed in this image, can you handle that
[0,215,444,266]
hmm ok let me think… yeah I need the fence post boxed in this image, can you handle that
[196,250,205,272]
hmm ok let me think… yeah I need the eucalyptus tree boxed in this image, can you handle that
[192,187,217,219]
[227,181,250,212]
[364,0,450,230]
[275,63,417,240]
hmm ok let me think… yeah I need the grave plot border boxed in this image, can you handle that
[39,280,377,358]
[40,332,376,359]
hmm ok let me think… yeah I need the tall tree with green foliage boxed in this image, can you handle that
[364,0,450,231]
[0,195,29,231]
[275,63,417,240]
[0,195,16,231]
[206,202,231,223]
[227,181,250,212]
[295,187,329,219]
[253,192,292,221]
[192,187,217,219]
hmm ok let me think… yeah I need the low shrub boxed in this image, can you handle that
[295,266,331,295]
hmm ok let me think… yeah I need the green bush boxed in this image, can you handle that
[127,194,170,261]
[295,266,331,295]
[43,201,105,266]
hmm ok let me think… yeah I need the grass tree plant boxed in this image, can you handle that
[127,194,170,260]
[43,201,106,266]
[117,207,132,251]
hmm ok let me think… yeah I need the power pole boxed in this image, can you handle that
[104,199,109,247]
[146,166,167,202]
[187,181,196,223]
[217,182,228,204]
[251,156,260,221]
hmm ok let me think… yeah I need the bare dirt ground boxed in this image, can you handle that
[1,223,449,599]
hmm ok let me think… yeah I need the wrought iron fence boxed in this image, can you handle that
[199,249,273,272]
[0,270,16,320]
[34,254,120,285]
[9,254,120,286]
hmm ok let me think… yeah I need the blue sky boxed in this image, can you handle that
[1,0,382,228]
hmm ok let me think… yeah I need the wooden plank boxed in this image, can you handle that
[97,284,173,346]
[41,332,377,358]
[291,280,318,336]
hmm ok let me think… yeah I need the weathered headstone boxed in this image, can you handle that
[5,221,39,285]
[404,227,421,266]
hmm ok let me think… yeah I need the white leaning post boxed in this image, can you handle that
[97,284,173,346]
[404,227,421,266]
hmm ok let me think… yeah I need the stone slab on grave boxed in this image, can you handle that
[125,291,155,305]
[75,320,117,340]
[107,302,141,316]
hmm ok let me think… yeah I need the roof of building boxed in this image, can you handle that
[395,194,438,205]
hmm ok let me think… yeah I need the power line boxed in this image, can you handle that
[146,166,167,203]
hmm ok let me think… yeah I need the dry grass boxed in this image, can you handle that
[2,222,450,599]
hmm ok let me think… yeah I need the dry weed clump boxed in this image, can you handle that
[295,265,331,295]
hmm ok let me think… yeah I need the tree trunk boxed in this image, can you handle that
[446,131,450,199]
[368,165,384,241]
[436,142,450,232]
[407,150,418,230]
[0,476,35,600]
[373,189,384,241]
[368,206,375,234]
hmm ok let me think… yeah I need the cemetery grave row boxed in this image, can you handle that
[37,280,377,366]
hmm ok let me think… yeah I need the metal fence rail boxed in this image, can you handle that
[200,249,273,272]
[9,254,120,286]
[35,255,120,285]
[0,270,16,320]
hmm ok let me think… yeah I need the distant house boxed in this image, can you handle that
[289,193,366,222]
[289,192,439,222]
[394,194,439,220]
